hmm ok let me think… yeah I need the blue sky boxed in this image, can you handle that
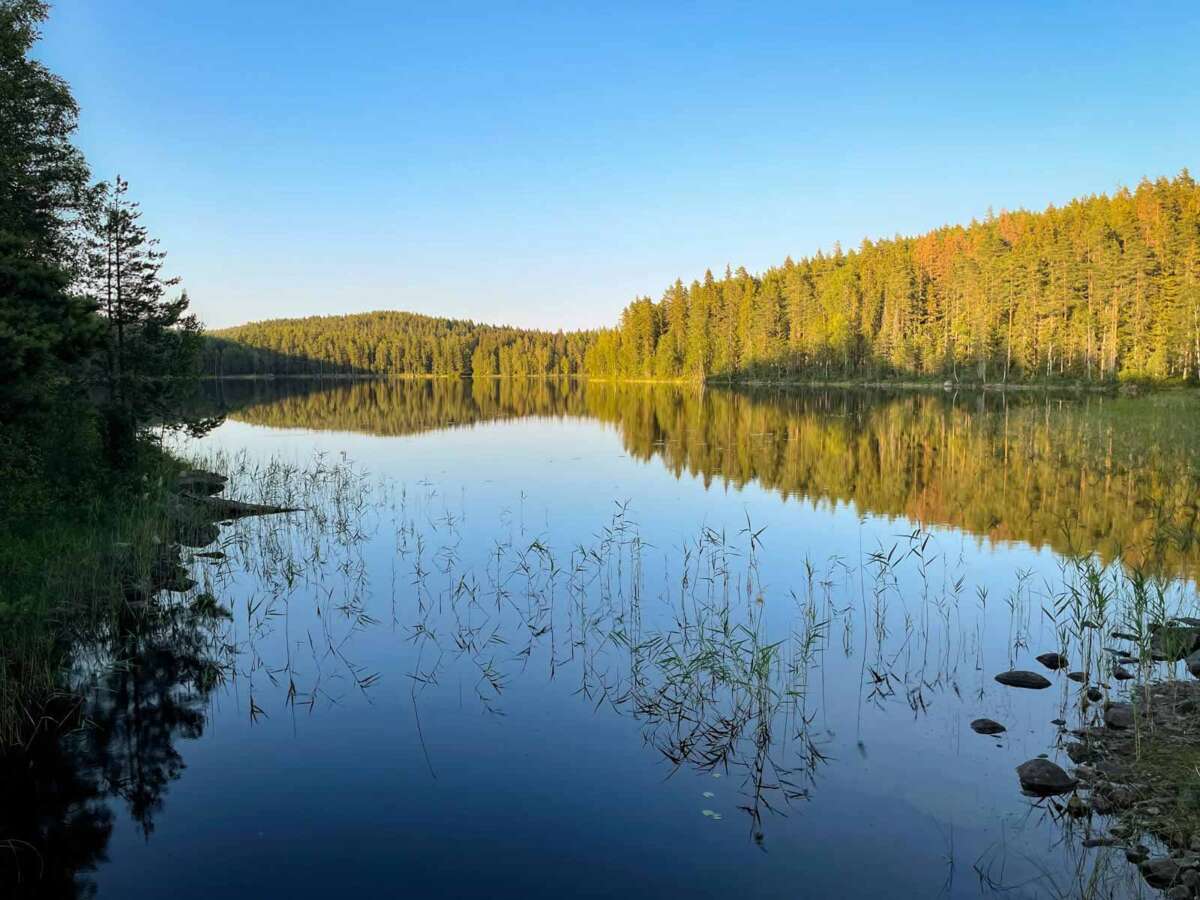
[36,1,1200,331]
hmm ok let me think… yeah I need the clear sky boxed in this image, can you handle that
[35,1,1200,331]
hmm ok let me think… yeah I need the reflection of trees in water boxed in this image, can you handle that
[0,602,230,898]
[2,438,1190,895]
[205,378,1200,578]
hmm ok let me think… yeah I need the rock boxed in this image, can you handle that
[1186,650,1200,679]
[1104,702,1135,730]
[1184,868,1200,888]
[971,718,1006,735]
[196,495,300,520]
[194,550,225,560]
[1166,885,1190,900]
[1111,630,1140,641]
[1016,758,1077,795]
[176,469,228,495]
[995,670,1052,690]
[158,571,196,593]
[175,521,221,549]
[1113,665,1135,681]
[170,493,300,524]
[1095,759,1136,781]
[1087,686,1104,702]
[1067,671,1087,683]
[1037,652,1069,670]
[1141,857,1182,889]
[1127,846,1150,864]
[1066,742,1099,764]
[1051,718,1066,726]
[1149,626,1200,662]
[1095,782,1139,809]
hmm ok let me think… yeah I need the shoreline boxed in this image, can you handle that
[199,372,1199,397]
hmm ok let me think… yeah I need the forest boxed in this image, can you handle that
[204,312,594,377]
[1,0,204,742]
[207,172,1200,385]
[1,1,202,466]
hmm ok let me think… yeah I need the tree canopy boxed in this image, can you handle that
[208,173,1200,386]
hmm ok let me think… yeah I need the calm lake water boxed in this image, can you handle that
[15,380,1200,898]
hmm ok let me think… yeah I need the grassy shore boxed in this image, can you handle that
[0,401,191,745]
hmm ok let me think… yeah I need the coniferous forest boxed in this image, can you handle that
[208,172,1200,385]
[2,0,204,741]
[2,1,202,467]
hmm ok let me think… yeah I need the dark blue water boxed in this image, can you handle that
[17,382,1200,898]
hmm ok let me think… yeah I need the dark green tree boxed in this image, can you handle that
[87,176,203,463]
[0,0,101,413]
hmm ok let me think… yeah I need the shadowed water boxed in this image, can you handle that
[6,379,1199,899]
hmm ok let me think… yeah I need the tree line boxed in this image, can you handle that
[209,172,1200,385]
[1,0,201,478]
[589,173,1200,383]
[204,311,593,377]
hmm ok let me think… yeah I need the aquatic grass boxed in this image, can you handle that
[8,423,1200,897]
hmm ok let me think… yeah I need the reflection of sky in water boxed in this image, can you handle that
[82,408,1173,899]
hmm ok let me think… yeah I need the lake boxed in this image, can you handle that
[15,379,1200,899]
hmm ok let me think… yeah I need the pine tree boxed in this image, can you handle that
[88,176,201,462]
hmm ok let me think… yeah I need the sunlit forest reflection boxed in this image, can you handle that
[200,379,1200,579]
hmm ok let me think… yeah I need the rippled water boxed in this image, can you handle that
[13,380,1200,898]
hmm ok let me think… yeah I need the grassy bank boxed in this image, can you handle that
[0,399,191,746]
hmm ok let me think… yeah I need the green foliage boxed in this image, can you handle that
[209,174,1200,387]
[592,173,1200,383]
[0,0,207,743]
[0,235,101,410]
[0,0,94,262]
[204,310,593,377]
[86,176,205,461]
[0,0,103,412]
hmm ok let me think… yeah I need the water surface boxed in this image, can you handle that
[13,380,1200,899]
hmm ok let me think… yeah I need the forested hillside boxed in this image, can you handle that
[210,172,1200,384]
[204,312,593,377]
[590,173,1200,383]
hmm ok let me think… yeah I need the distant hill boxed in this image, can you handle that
[207,172,1200,384]
[205,311,593,377]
